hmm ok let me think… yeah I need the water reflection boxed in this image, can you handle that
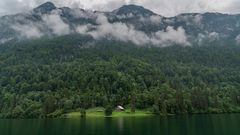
[0,114,239,135]
[116,117,124,133]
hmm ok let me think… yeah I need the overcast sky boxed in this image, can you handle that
[1,0,240,17]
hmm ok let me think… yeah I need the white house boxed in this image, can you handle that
[116,106,124,111]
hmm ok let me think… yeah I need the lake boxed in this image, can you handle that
[0,114,239,135]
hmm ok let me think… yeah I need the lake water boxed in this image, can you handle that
[0,114,239,135]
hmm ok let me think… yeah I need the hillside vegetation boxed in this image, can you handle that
[0,35,240,118]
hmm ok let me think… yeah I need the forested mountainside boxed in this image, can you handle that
[0,2,240,118]
[0,34,240,118]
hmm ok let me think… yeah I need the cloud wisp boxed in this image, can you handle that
[236,35,240,45]
[11,23,43,39]
[76,14,190,46]
[10,11,71,39]
[9,7,190,47]
[42,13,70,36]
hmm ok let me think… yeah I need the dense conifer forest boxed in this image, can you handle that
[0,34,240,118]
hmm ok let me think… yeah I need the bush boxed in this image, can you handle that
[47,109,63,118]
[11,106,24,118]
[105,105,113,116]
[152,105,160,115]
[80,108,86,117]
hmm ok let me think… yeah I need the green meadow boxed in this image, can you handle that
[64,107,153,118]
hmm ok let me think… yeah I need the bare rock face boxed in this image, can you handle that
[33,2,57,14]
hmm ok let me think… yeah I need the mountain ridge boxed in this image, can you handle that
[33,2,57,14]
[112,4,157,16]
[1,2,240,46]
[0,2,237,19]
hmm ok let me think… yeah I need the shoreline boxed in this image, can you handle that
[0,112,240,119]
[64,108,154,118]
[1,107,240,119]
[62,107,240,118]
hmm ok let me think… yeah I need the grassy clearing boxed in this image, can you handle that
[65,107,153,118]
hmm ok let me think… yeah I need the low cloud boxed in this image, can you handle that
[11,23,43,39]
[149,15,162,24]
[0,37,14,44]
[42,13,70,36]
[10,11,71,39]
[208,32,220,41]
[8,10,190,46]
[77,14,151,45]
[193,14,203,26]
[139,15,162,24]
[69,9,97,19]
[236,34,240,44]
[178,14,203,27]
[196,32,220,45]
[77,14,190,46]
[116,13,134,19]
[154,26,190,46]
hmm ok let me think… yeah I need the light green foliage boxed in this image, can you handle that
[65,108,152,118]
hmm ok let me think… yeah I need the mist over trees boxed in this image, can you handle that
[2,2,240,48]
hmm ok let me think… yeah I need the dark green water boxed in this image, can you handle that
[0,114,239,135]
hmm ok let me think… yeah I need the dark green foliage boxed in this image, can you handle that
[105,105,113,116]
[152,105,160,115]
[0,35,240,118]
[80,108,86,117]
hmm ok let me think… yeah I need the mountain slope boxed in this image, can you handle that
[0,2,240,118]
[112,4,156,16]
[0,2,240,46]
[33,2,57,14]
[0,35,240,118]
